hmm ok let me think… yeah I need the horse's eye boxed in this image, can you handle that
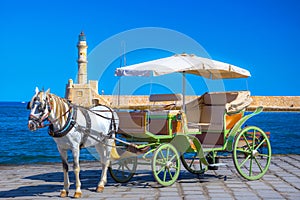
[38,104,44,112]
[26,102,31,110]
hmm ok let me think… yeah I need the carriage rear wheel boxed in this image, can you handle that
[233,126,271,180]
[180,152,206,174]
[152,143,181,186]
[109,155,137,183]
[180,136,207,174]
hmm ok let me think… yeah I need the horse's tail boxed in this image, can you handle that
[110,141,120,160]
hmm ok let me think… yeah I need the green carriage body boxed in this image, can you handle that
[109,91,272,185]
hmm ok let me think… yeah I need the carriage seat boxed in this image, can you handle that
[117,109,183,136]
[116,111,148,138]
[186,91,252,146]
[149,93,182,110]
[186,91,250,132]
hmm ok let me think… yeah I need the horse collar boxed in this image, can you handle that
[48,106,77,138]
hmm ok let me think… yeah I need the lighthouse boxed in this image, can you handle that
[65,31,107,107]
[77,31,88,84]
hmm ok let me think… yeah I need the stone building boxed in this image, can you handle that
[65,32,109,107]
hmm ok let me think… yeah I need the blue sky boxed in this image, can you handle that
[1,0,300,101]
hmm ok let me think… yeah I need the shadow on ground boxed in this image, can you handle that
[0,169,223,198]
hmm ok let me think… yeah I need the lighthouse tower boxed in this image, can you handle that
[65,31,109,107]
[77,31,88,84]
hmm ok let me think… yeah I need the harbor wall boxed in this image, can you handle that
[96,95,300,111]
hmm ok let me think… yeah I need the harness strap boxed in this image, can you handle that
[100,105,117,138]
[48,106,77,138]
[78,104,117,138]
[78,107,92,149]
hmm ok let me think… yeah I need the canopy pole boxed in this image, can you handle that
[182,71,186,112]
[117,77,121,111]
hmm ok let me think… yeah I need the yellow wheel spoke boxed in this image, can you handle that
[166,148,170,160]
[255,138,266,150]
[163,168,167,181]
[252,130,256,149]
[169,155,176,162]
[239,155,251,168]
[168,169,173,179]
[236,148,251,154]
[155,159,165,165]
[157,166,165,174]
[242,133,252,149]
[249,157,253,176]
[160,151,166,162]
[257,153,270,158]
[254,156,264,172]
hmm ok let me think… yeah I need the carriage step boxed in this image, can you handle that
[208,163,226,167]
[126,145,151,155]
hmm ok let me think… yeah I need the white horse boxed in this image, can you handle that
[27,87,119,198]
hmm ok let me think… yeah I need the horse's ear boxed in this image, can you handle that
[35,87,39,95]
[43,89,50,100]
[45,88,50,94]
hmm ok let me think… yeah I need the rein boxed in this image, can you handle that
[33,93,119,150]
[46,98,117,139]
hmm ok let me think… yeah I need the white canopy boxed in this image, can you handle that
[115,53,251,79]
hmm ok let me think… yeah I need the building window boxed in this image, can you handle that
[77,91,83,97]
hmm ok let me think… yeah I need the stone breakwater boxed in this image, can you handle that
[248,96,300,111]
[98,95,300,111]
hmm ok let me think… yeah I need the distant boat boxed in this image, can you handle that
[21,101,26,104]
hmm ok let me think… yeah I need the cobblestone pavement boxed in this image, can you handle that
[0,155,299,199]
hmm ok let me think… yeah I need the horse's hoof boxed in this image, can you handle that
[74,191,82,198]
[96,186,104,193]
[60,190,69,198]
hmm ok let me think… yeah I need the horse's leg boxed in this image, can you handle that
[58,148,70,197]
[95,138,113,193]
[72,146,82,198]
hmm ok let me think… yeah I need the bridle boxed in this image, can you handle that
[27,94,72,131]
[27,95,51,130]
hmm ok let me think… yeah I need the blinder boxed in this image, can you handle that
[26,101,31,110]
[27,94,51,131]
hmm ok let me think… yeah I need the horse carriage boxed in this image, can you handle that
[27,54,271,197]
[110,54,272,186]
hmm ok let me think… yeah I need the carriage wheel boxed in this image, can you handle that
[151,143,181,186]
[180,136,207,174]
[233,126,271,180]
[180,152,206,174]
[109,155,137,183]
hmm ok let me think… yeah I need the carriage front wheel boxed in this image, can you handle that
[151,143,181,186]
[109,155,137,183]
[233,126,271,180]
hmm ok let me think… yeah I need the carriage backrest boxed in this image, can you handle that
[149,93,182,111]
[149,93,182,102]
[185,92,243,130]
[117,111,147,135]
[200,92,246,131]
[203,92,238,105]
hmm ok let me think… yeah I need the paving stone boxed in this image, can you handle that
[184,194,208,200]
[182,190,203,195]
[0,155,299,199]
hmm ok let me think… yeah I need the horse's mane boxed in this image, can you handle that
[47,93,70,126]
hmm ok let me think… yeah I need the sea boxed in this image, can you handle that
[0,102,300,165]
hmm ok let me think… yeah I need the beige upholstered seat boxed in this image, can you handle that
[185,91,251,146]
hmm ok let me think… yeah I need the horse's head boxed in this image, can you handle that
[27,87,51,131]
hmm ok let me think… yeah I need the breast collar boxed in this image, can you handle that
[48,106,77,138]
